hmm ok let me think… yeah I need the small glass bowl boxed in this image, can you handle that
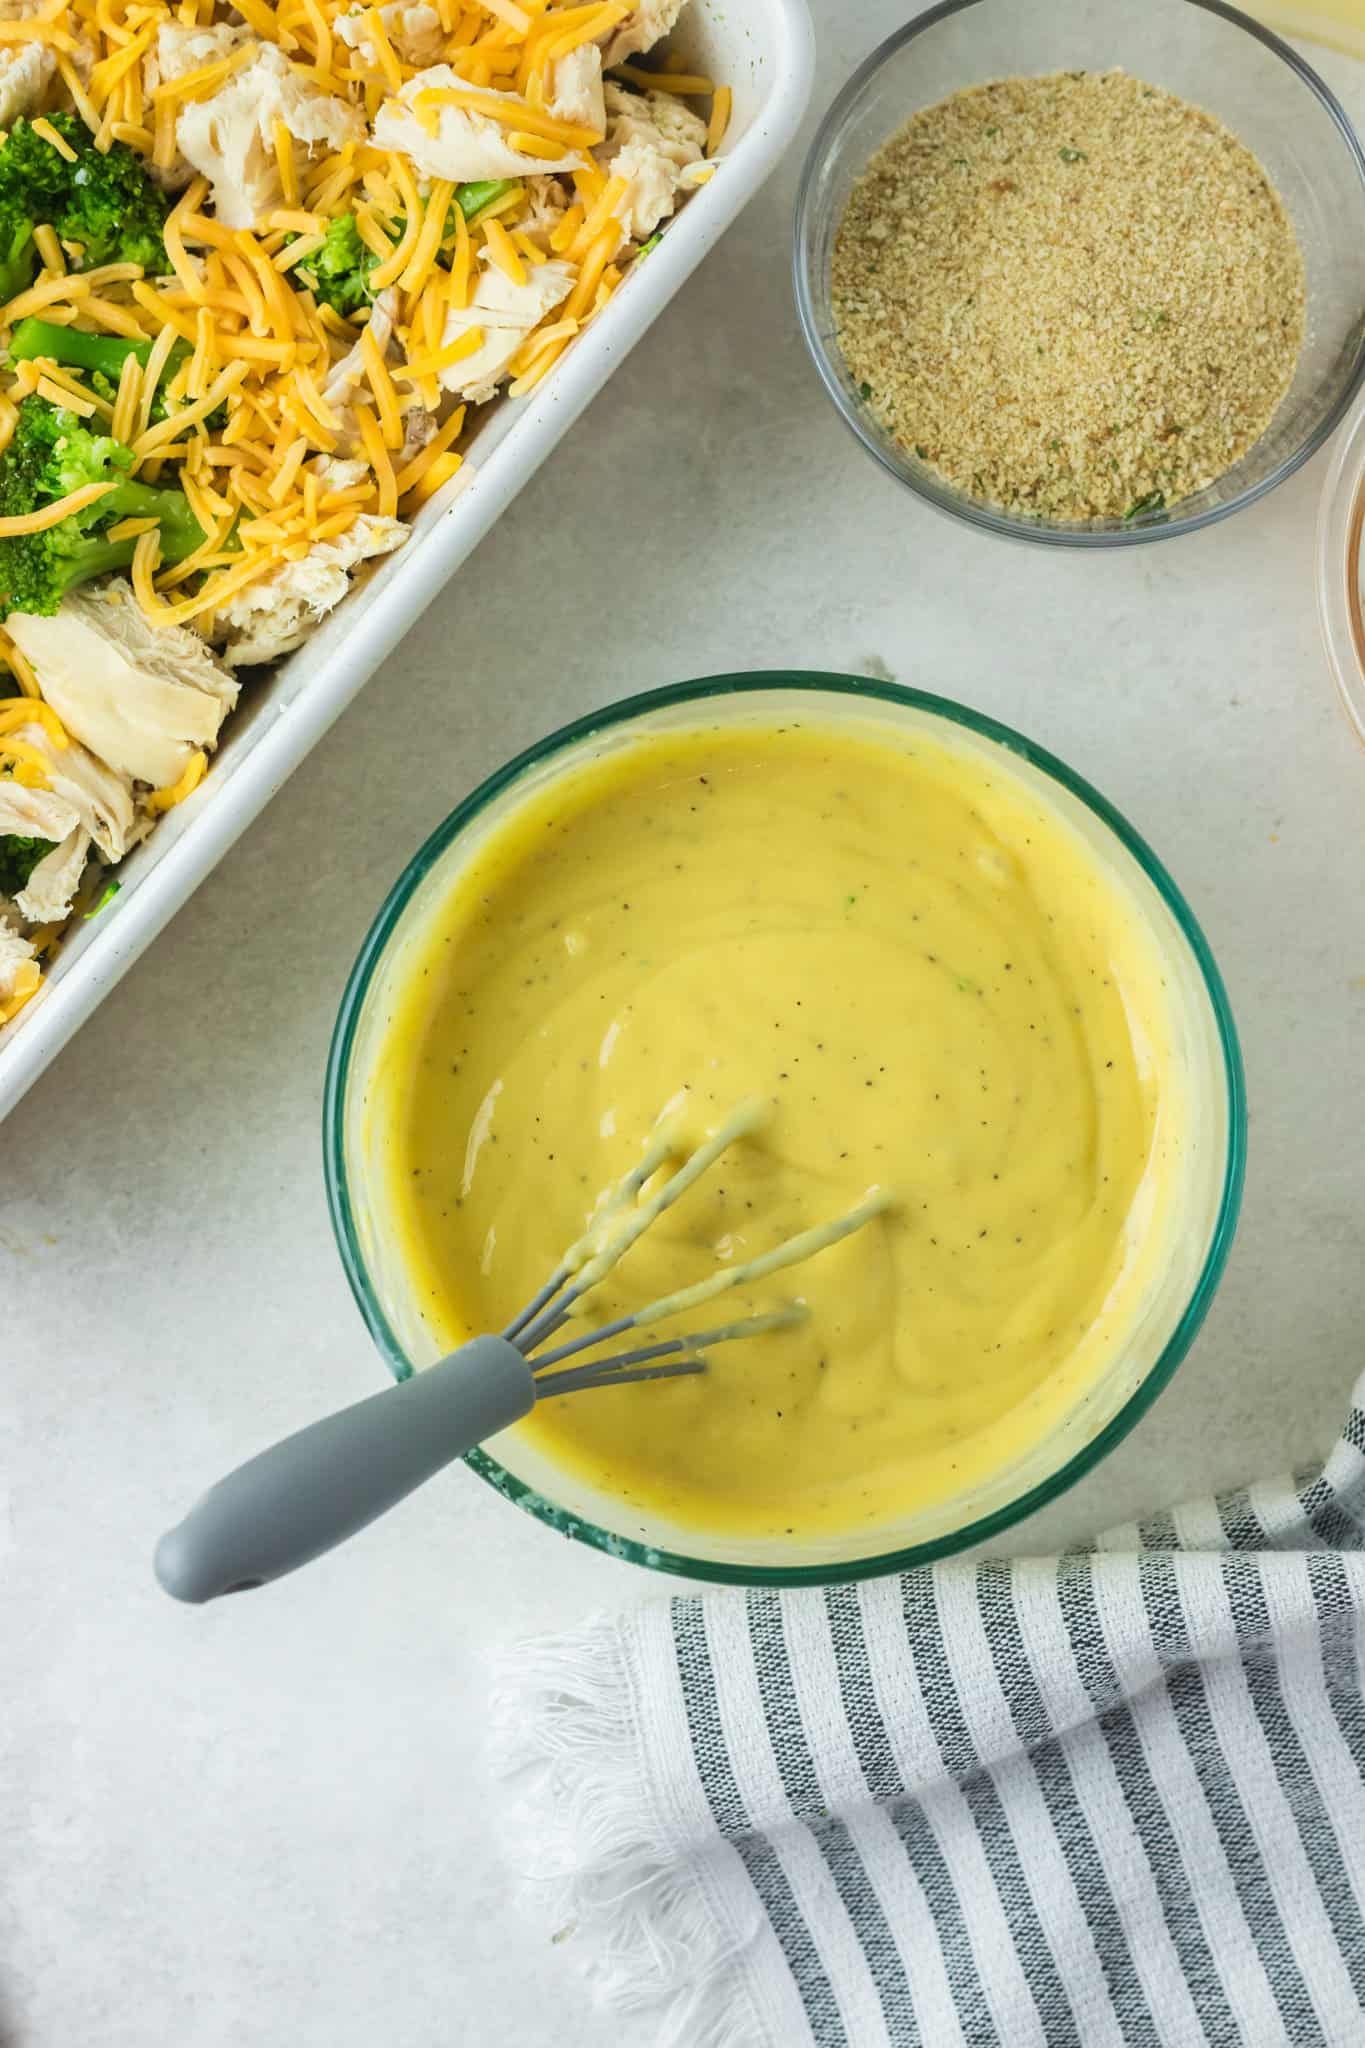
[1316,392,1365,749]
[324,674,1246,1585]
[794,0,1365,548]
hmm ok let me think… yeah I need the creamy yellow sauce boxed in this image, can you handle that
[378,716,1188,1540]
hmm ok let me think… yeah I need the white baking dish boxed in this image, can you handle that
[0,0,814,1121]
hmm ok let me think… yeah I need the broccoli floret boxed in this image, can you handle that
[296,184,515,314]
[295,212,378,317]
[0,115,170,305]
[0,398,205,618]
[0,832,52,896]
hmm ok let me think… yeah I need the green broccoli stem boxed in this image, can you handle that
[456,179,518,223]
[0,222,33,309]
[56,532,144,595]
[8,317,190,382]
[49,493,203,602]
[102,478,205,562]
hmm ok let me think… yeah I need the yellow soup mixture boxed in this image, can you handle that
[378,713,1191,1541]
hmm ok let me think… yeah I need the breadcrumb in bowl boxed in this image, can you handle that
[795,0,1365,549]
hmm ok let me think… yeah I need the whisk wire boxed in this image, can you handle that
[501,1100,893,1399]
[529,1303,808,1378]
[513,1283,586,1358]
[625,1188,894,1331]
[563,1098,769,1296]
[511,1098,769,1356]
[537,1357,707,1398]
[500,1263,570,1343]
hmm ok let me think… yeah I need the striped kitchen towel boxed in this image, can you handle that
[494,1381,1365,2048]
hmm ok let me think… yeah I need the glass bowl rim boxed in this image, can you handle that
[792,0,1365,551]
[323,670,1247,1585]
[1315,389,1365,751]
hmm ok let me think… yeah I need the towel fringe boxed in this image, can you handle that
[490,1616,767,2048]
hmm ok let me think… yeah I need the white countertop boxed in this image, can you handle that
[7,12,1365,2044]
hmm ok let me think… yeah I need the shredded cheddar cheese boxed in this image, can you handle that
[0,0,728,1026]
[611,62,713,94]
[31,117,78,162]
[481,215,526,284]
[145,746,207,812]
[0,697,67,746]
[0,957,42,1024]
[0,479,118,534]
[706,84,731,155]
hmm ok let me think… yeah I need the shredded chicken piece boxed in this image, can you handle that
[322,289,397,417]
[548,44,604,133]
[151,19,247,84]
[397,407,437,464]
[0,42,54,128]
[213,515,407,667]
[15,827,89,924]
[518,174,570,241]
[0,778,74,845]
[0,779,86,922]
[596,82,705,243]
[335,1,443,69]
[311,455,370,493]
[600,0,687,67]
[143,21,250,186]
[437,255,574,403]
[3,722,139,862]
[0,0,93,114]
[8,584,239,790]
[176,41,365,230]
[374,67,589,183]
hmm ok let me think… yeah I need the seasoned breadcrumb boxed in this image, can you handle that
[832,70,1305,522]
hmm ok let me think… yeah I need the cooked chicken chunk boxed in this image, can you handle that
[519,174,570,241]
[0,0,90,121]
[152,19,248,83]
[8,584,239,791]
[599,0,688,67]
[144,21,250,186]
[177,41,365,230]
[596,83,705,243]
[548,44,604,133]
[437,256,574,403]
[311,455,370,493]
[0,718,140,925]
[0,42,55,129]
[0,780,87,922]
[322,294,396,451]
[322,290,400,418]
[213,515,407,668]
[397,407,438,465]
[2,722,139,862]
[336,1,443,69]
[0,913,36,1005]
[374,67,589,183]
[0,778,74,846]
[15,827,90,925]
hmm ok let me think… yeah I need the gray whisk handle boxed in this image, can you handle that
[153,1335,535,1603]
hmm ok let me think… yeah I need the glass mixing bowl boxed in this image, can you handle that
[324,675,1246,1583]
[794,0,1365,548]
